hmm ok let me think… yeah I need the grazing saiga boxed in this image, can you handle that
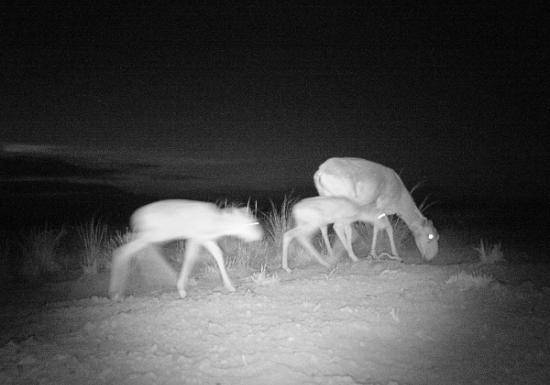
[282,196,399,272]
[314,157,439,261]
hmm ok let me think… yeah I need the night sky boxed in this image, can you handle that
[1,3,548,227]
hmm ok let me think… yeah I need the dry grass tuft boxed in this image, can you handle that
[18,225,65,278]
[262,195,297,250]
[474,239,504,264]
[219,235,270,270]
[78,217,111,274]
[446,270,494,290]
[250,264,280,286]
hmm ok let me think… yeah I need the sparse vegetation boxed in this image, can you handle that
[78,217,110,274]
[250,264,280,286]
[262,195,297,249]
[109,228,133,251]
[18,225,65,279]
[1,198,547,385]
[446,270,494,290]
[6,194,437,284]
[475,239,504,264]
[219,235,270,270]
[0,196,529,294]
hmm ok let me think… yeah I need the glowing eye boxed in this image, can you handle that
[428,234,434,240]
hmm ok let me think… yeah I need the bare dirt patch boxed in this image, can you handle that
[1,256,549,385]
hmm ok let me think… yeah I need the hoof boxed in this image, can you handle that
[388,254,403,262]
[376,252,402,262]
[177,288,188,299]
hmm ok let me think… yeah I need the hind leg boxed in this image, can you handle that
[320,225,334,258]
[109,237,148,301]
[296,234,331,269]
[177,240,201,298]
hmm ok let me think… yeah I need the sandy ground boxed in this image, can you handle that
[1,243,550,385]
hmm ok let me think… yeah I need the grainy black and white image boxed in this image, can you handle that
[1,3,548,385]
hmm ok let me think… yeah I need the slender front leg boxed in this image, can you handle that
[177,240,201,298]
[344,224,358,261]
[202,240,236,293]
[333,223,358,261]
[384,224,402,261]
[370,225,379,259]
[320,225,334,258]
[282,229,294,272]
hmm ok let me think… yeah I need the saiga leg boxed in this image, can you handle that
[370,225,380,258]
[333,223,358,261]
[202,240,236,293]
[383,222,402,261]
[283,226,330,271]
[109,237,149,301]
[282,227,297,272]
[295,234,331,269]
[320,225,334,258]
[373,217,402,262]
[177,240,201,298]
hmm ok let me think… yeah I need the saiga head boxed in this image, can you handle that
[413,219,439,260]
[223,207,264,242]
